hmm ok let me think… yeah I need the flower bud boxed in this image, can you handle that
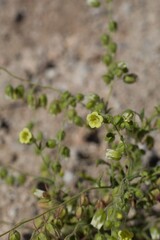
[94,102,105,112]
[122,110,134,122]
[86,100,96,109]
[116,212,123,220]
[106,149,122,161]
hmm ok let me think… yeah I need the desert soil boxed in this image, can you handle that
[0,0,160,239]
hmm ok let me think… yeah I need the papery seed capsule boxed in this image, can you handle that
[123,73,138,84]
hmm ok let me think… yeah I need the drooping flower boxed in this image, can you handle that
[118,230,134,240]
[87,111,103,128]
[19,128,32,144]
[106,149,122,161]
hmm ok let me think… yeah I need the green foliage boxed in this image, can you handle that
[0,1,160,240]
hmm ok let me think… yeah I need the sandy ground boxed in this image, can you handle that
[0,0,160,239]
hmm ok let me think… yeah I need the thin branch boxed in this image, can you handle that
[0,66,62,94]
[0,185,111,238]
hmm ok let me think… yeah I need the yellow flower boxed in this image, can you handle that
[118,230,134,240]
[19,128,32,144]
[87,111,103,128]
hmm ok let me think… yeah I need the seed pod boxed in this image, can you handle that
[27,93,37,108]
[108,42,117,53]
[56,130,66,141]
[49,101,61,114]
[46,139,57,148]
[102,54,113,66]
[39,94,48,107]
[14,85,25,99]
[5,84,14,98]
[60,146,70,157]
[67,109,77,120]
[103,73,114,84]
[101,34,110,45]
[76,206,83,219]
[80,194,89,206]
[76,93,84,102]
[109,21,118,32]
[123,73,138,84]
[73,115,84,126]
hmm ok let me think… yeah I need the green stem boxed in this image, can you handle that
[0,185,111,238]
[0,66,62,94]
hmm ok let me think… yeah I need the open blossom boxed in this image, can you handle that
[19,128,32,144]
[87,111,103,128]
[118,230,134,240]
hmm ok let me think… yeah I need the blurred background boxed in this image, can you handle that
[0,0,160,239]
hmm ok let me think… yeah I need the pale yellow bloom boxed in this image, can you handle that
[87,111,103,128]
[19,128,32,144]
[118,230,134,240]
